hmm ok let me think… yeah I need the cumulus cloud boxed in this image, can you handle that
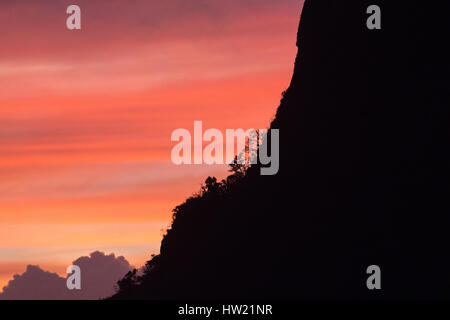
[0,251,132,300]
[70,251,132,299]
[0,265,68,300]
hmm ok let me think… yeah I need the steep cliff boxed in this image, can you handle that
[113,0,450,299]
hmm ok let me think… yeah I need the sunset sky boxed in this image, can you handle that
[0,0,303,291]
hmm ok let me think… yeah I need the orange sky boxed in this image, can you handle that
[0,0,303,290]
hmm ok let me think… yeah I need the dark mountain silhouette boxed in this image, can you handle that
[112,0,450,299]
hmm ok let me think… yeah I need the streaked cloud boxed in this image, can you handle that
[0,0,304,297]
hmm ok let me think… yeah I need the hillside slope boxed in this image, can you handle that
[112,0,450,299]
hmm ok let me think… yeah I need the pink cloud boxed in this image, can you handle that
[0,251,132,300]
